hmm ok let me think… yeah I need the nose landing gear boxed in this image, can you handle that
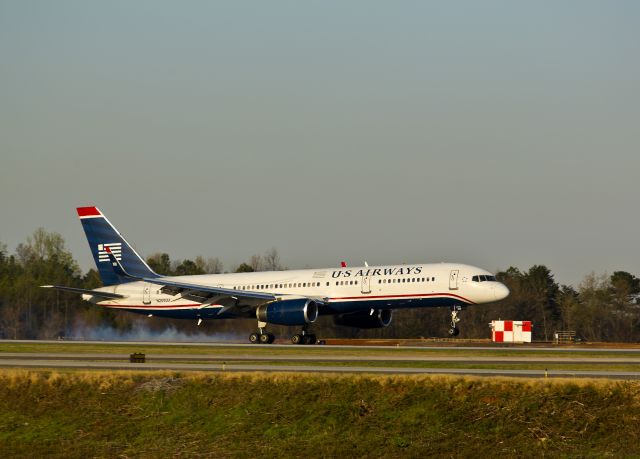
[448,305,462,337]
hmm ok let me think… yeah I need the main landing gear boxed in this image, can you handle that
[248,323,318,345]
[291,328,317,345]
[249,328,275,344]
[448,305,462,337]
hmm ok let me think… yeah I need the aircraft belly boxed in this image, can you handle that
[328,296,468,313]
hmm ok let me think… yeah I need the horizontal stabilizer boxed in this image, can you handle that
[40,285,126,299]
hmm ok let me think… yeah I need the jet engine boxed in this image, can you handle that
[256,299,319,326]
[333,309,392,329]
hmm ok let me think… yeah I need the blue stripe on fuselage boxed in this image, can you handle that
[104,295,468,320]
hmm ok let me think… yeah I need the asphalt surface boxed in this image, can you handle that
[1,352,640,364]
[2,340,640,379]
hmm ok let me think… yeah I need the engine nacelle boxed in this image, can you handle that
[333,309,393,329]
[256,299,319,326]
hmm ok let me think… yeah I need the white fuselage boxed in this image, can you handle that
[86,262,509,319]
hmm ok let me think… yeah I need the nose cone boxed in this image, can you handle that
[493,283,510,301]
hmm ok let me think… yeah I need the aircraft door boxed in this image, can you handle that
[143,283,152,305]
[449,270,459,290]
[361,275,371,294]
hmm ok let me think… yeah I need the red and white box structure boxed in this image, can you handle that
[491,320,532,343]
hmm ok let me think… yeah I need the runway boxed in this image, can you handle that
[1,352,640,364]
[2,341,640,379]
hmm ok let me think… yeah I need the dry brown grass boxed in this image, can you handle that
[2,369,640,458]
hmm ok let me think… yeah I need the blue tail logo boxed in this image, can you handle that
[98,243,122,262]
[77,206,158,286]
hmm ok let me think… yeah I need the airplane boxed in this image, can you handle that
[42,206,509,344]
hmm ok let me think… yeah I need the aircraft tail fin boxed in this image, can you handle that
[76,206,159,286]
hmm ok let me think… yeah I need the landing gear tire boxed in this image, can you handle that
[448,327,460,337]
[291,334,304,345]
[259,333,275,344]
[303,334,317,345]
[249,332,260,344]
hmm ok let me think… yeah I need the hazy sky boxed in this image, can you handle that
[1,1,639,286]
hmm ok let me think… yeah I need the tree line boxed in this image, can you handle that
[1,228,639,342]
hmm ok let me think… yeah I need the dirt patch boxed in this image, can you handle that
[135,376,184,394]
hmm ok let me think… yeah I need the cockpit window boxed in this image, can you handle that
[472,275,497,282]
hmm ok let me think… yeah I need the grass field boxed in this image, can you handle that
[2,369,640,458]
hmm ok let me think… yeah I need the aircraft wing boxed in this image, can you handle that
[103,247,276,302]
[143,277,276,302]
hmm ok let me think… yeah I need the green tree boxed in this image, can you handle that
[235,263,254,273]
[147,253,172,275]
[610,271,640,296]
[1,229,83,339]
[173,259,204,276]
[524,265,560,341]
